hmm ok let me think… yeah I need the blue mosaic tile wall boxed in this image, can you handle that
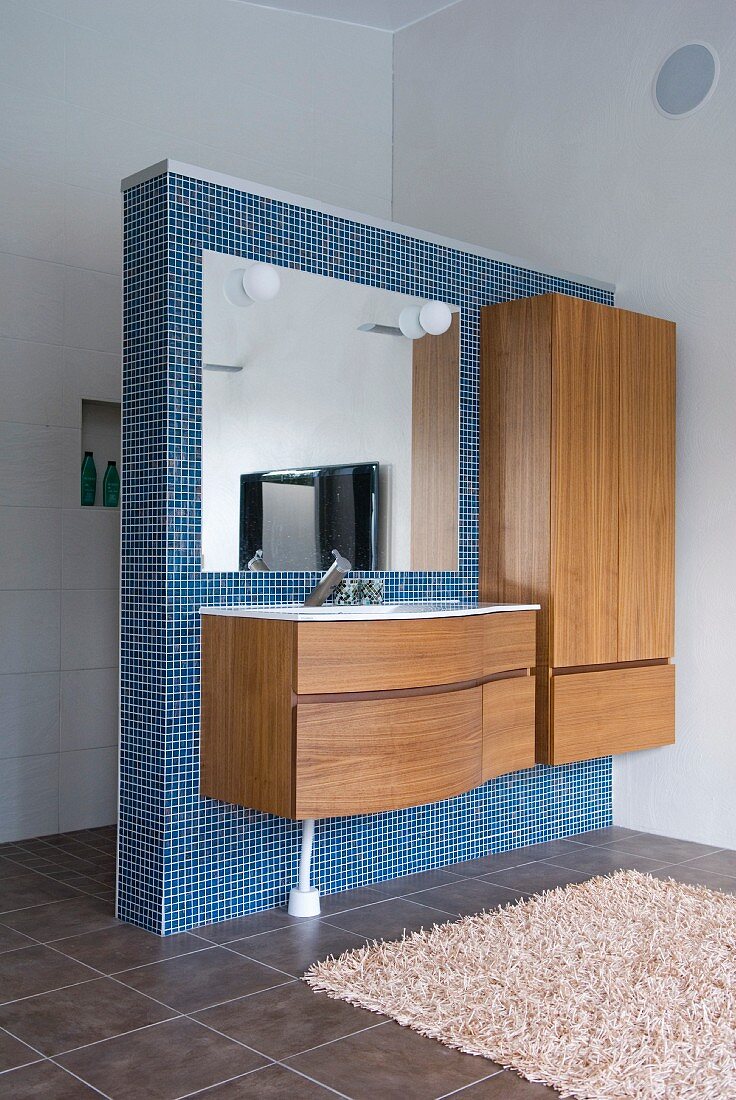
[120,168,614,935]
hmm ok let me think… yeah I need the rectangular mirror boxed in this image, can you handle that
[201,250,460,573]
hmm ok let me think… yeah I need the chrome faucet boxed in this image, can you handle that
[247,549,269,572]
[304,549,352,607]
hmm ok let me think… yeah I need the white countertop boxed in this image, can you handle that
[200,601,539,622]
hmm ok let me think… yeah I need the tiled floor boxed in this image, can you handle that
[0,824,733,1098]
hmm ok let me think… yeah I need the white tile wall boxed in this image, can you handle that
[0,338,64,426]
[0,590,61,674]
[0,507,61,589]
[59,746,118,831]
[0,753,59,842]
[62,508,120,590]
[0,672,59,758]
[0,0,393,840]
[61,668,118,751]
[0,253,65,344]
[61,589,119,670]
[0,423,71,508]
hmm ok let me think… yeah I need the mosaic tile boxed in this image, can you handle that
[120,169,613,934]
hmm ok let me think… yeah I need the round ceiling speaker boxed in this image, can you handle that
[654,42,719,118]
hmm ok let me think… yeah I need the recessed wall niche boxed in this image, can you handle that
[81,399,121,508]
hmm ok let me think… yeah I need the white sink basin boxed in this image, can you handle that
[201,601,540,621]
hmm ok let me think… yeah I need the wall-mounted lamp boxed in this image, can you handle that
[224,261,281,307]
[398,300,452,340]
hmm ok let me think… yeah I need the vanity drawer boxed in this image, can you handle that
[549,663,675,764]
[294,686,482,818]
[481,674,536,780]
[296,611,535,694]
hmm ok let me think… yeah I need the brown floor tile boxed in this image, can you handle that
[58,1016,268,1099]
[317,886,386,915]
[29,853,101,875]
[0,976,175,1056]
[115,945,291,1013]
[542,847,666,876]
[1,895,118,942]
[0,853,60,873]
[0,922,36,954]
[0,1027,40,1071]
[43,872,114,896]
[0,856,37,879]
[605,832,722,862]
[0,945,97,1003]
[481,863,591,894]
[371,869,463,896]
[650,865,736,894]
[229,920,368,978]
[445,850,547,877]
[195,1063,335,1097]
[288,1019,497,1100]
[54,922,207,973]
[195,978,379,1059]
[0,1059,100,1097]
[677,849,736,877]
[568,825,641,846]
[324,897,452,941]
[407,877,524,918]
[453,1069,560,1096]
[193,907,299,945]
[0,872,82,914]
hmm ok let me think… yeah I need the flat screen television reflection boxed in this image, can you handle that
[239,462,378,572]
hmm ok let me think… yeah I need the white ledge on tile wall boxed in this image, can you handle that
[120,159,615,295]
[200,601,540,622]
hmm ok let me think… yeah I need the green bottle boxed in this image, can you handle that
[81,451,96,506]
[103,460,120,507]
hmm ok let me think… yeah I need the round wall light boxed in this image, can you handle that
[654,42,719,118]
[398,300,453,340]
[419,300,452,335]
[224,262,281,307]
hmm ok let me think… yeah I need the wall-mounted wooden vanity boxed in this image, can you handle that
[200,604,538,818]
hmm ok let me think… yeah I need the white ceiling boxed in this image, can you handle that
[231,0,464,32]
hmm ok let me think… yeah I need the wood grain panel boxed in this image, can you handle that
[298,616,483,692]
[479,296,553,757]
[200,615,296,817]
[481,610,536,676]
[481,675,536,780]
[411,313,460,570]
[550,663,675,764]
[295,686,482,818]
[618,310,676,661]
[551,295,619,667]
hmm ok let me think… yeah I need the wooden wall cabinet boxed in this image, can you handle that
[480,293,675,765]
[200,610,537,818]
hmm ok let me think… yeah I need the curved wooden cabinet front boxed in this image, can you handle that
[200,610,537,819]
[296,687,482,818]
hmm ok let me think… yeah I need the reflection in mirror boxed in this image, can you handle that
[201,250,460,573]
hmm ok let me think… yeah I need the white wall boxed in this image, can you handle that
[393,0,736,847]
[0,0,393,841]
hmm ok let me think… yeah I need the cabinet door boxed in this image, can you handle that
[550,663,675,764]
[295,687,482,818]
[618,311,675,660]
[551,296,619,666]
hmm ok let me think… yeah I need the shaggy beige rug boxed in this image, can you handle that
[305,871,736,1099]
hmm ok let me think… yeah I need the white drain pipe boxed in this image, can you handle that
[288,818,321,917]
